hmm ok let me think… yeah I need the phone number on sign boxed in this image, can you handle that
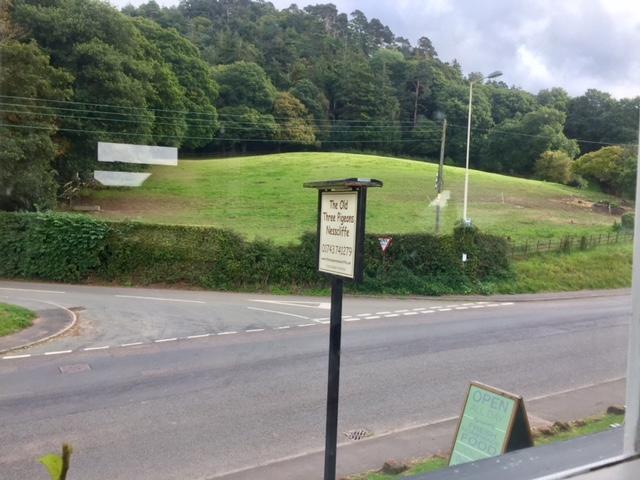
[321,243,353,256]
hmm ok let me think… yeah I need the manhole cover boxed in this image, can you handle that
[343,428,372,441]
[59,363,91,374]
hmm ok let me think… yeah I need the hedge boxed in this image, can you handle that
[0,213,511,294]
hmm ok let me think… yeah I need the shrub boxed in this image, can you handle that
[0,212,109,282]
[572,146,636,197]
[535,150,573,184]
[621,213,635,230]
[0,213,511,294]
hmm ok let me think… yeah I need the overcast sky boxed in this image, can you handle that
[111,0,640,99]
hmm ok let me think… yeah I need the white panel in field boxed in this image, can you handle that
[98,142,177,165]
[94,171,152,187]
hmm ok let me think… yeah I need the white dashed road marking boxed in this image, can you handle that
[1,300,516,361]
[115,295,205,304]
[247,307,310,320]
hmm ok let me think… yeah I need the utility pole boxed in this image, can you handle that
[413,79,420,128]
[435,118,447,234]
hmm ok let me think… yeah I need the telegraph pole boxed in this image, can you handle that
[435,118,447,234]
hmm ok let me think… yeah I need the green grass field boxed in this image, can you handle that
[79,152,625,244]
[0,303,35,337]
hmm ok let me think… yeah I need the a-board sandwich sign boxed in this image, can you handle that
[449,382,533,466]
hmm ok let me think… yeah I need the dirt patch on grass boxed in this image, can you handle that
[72,195,196,221]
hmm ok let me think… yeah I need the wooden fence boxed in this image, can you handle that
[507,230,633,259]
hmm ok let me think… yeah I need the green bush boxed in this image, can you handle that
[534,150,573,185]
[0,213,511,294]
[621,213,635,230]
[0,212,109,282]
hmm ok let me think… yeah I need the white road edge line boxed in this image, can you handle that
[0,287,65,294]
[2,354,32,359]
[297,323,315,328]
[345,318,360,322]
[274,326,291,330]
[403,312,419,316]
[376,311,391,315]
[218,331,237,336]
[44,350,72,356]
[121,342,143,347]
[384,314,399,318]
[115,295,205,304]
[438,308,452,312]
[245,329,265,333]
[186,334,211,339]
[154,338,177,343]
[247,307,310,320]
[83,346,109,351]
[364,316,380,319]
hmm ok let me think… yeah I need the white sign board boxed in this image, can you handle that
[98,142,177,165]
[94,171,151,187]
[319,191,358,278]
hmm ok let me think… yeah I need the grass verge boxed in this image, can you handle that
[0,303,36,337]
[493,243,633,293]
[346,413,624,480]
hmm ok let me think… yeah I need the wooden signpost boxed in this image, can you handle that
[449,382,533,466]
[304,178,382,480]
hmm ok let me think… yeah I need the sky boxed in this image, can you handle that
[111,0,640,99]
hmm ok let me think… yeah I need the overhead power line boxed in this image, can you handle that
[1,96,637,148]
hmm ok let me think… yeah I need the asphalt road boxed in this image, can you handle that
[0,281,631,480]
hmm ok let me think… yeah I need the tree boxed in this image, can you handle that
[481,107,578,174]
[537,87,569,114]
[572,146,636,197]
[489,87,536,125]
[273,92,315,146]
[0,40,72,210]
[12,0,189,179]
[565,89,617,154]
[534,151,573,184]
[216,106,277,153]
[213,61,277,112]
[133,17,219,149]
[415,36,437,59]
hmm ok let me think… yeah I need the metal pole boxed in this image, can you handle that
[624,105,640,456]
[435,118,447,234]
[462,81,474,223]
[324,276,343,480]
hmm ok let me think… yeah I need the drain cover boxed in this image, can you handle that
[59,363,91,374]
[343,428,372,441]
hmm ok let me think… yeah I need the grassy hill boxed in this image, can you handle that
[78,152,626,244]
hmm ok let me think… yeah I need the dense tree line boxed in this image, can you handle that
[0,0,638,210]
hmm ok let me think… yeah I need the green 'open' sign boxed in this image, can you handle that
[449,382,533,466]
